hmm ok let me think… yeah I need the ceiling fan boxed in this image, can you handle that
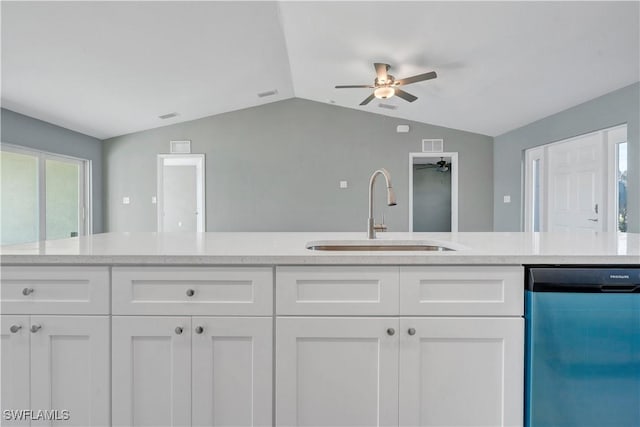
[335,63,437,106]
[416,157,451,173]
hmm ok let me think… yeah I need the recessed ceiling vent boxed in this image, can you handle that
[257,89,278,98]
[158,112,178,120]
[378,103,397,110]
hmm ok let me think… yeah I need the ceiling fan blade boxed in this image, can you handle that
[335,85,374,89]
[374,63,390,83]
[359,93,376,106]
[396,71,437,86]
[394,89,418,102]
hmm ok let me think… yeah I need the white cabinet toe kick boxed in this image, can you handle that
[1,265,524,427]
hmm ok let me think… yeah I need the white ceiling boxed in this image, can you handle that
[2,1,639,139]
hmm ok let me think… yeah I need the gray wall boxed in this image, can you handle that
[493,82,640,232]
[103,98,494,232]
[1,108,104,233]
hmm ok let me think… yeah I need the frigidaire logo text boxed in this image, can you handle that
[609,274,630,279]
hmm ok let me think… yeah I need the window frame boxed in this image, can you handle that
[0,143,91,242]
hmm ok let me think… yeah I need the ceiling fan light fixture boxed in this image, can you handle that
[374,87,395,99]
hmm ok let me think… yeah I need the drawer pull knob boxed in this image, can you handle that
[22,288,34,296]
[186,289,195,297]
[386,328,395,336]
[175,327,183,335]
[195,326,204,334]
[9,325,22,333]
[30,324,42,333]
[408,328,416,336]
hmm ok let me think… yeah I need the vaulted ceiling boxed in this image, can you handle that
[2,1,638,139]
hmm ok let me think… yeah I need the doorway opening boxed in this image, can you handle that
[409,152,458,232]
[157,154,205,232]
[523,124,627,232]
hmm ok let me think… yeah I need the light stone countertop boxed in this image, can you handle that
[0,232,638,265]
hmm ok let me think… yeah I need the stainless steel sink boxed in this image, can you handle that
[305,240,459,252]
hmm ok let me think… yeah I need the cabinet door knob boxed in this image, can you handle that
[186,289,195,297]
[30,324,42,333]
[22,288,34,296]
[386,328,395,336]
[10,325,22,333]
[195,326,204,334]
[408,328,416,336]
[175,326,183,335]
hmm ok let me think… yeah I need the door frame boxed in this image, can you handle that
[409,152,458,232]
[0,143,90,240]
[157,154,206,232]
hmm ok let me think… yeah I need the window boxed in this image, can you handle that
[616,142,628,232]
[0,144,90,245]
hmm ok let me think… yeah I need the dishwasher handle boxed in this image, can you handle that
[600,285,640,293]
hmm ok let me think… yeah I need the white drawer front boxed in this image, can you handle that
[400,266,523,316]
[276,266,399,315]
[112,267,273,315]
[0,266,109,314]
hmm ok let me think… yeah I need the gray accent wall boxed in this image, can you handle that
[1,108,104,233]
[103,98,494,232]
[493,82,640,232]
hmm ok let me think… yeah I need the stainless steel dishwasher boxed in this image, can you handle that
[525,266,640,427]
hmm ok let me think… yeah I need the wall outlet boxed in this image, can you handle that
[503,195,511,203]
[339,181,348,189]
[151,196,157,204]
[122,196,130,205]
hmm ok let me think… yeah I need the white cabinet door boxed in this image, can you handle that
[192,317,272,427]
[112,316,191,427]
[1,316,30,426]
[29,316,110,427]
[399,317,524,427]
[277,317,399,427]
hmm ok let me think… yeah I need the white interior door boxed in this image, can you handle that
[112,316,191,427]
[29,316,110,427]
[1,316,30,426]
[192,317,272,426]
[276,317,399,427]
[547,133,604,232]
[157,154,205,232]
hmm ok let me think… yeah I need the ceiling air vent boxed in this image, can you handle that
[158,112,178,120]
[257,89,278,98]
[378,103,397,110]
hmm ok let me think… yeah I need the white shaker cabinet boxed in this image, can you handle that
[1,316,30,427]
[112,316,192,427]
[112,316,272,427]
[276,266,524,427]
[276,317,399,427]
[398,317,524,427]
[0,315,110,427]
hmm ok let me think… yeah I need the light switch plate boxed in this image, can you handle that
[151,196,157,204]
[339,181,348,189]
[122,196,130,205]
[503,195,511,203]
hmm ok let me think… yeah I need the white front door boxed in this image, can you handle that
[157,154,205,232]
[276,317,399,427]
[547,133,604,232]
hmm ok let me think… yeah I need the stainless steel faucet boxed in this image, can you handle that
[368,168,397,239]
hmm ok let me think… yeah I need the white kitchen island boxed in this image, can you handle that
[1,232,638,427]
